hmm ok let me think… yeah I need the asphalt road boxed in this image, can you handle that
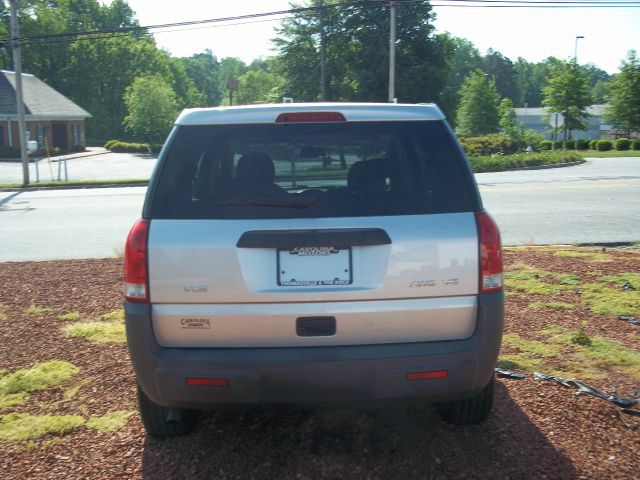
[0,157,638,261]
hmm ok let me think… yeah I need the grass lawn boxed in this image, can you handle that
[575,150,640,158]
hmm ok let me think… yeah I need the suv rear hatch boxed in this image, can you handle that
[138,106,489,348]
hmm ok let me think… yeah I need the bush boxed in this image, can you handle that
[563,140,576,150]
[615,138,631,151]
[589,139,599,150]
[106,141,150,154]
[468,151,581,173]
[632,139,640,150]
[552,140,563,150]
[540,140,552,151]
[459,134,519,156]
[521,129,546,151]
[149,144,163,155]
[576,139,590,150]
[0,146,21,158]
[597,140,613,151]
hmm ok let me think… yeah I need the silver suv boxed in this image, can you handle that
[124,103,503,438]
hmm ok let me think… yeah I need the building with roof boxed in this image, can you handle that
[514,104,615,141]
[0,70,91,153]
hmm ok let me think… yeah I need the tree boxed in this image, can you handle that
[606,50,640,137]
[273,0,450,104]
[439,35,482,120]
[178,50,222,106]
[542,60,592,140]
[123,75,180,143]
[455,70,501,136]
[498,97,518,138]
[235,64,283,105]
[218,57,247,105]
[482,49,517,102]
[64,34,180,139]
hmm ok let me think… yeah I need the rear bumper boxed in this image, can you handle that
[125,293,503,409]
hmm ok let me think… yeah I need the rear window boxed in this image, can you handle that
[149,121,476,219]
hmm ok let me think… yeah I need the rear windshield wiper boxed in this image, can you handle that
[212,198,317,209]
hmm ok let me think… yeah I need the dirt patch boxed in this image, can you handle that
[0,248,638,479]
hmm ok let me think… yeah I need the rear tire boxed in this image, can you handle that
[137,384,199,438]
[437,377,494,425]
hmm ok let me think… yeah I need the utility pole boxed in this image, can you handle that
[319,0,327,101]
[574,35,584,63]
[388,1,396,102]
[10,0,29,185]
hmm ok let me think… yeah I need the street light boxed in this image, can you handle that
[574,35,585,62]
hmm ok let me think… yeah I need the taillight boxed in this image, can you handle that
[275,111,346,123]
[124,218,149,302]
[475,211,503,293]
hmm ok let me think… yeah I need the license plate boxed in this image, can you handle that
[278,246,352,286]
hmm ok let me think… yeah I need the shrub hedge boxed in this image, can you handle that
[540,140,552,151]
[104,140,150,153]
[597,140,613,151]
[104,140,164,154]
[589,139,599,150]
[468,151,582,173]
[632,139,640,150]
[563,140,576,150]
[459,134,519,156]
[615,138,631,151]
[0,146,21,158]
[576,139,590,150]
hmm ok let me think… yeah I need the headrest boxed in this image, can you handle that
[236,152,275,184]
[347,158,395,193]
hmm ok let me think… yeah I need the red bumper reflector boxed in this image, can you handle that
[186,377,229,387]
[407,370,448,381]
[276,111,346,123]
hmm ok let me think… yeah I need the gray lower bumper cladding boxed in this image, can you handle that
[125,293,503,409]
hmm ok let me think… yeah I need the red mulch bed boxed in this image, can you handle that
[0,248,638,479]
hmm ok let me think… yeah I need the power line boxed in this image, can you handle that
[1,0,638,47]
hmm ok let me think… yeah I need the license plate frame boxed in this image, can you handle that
[277,246,353,287]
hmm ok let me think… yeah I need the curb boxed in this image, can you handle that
[39,149,110,163]
[504,160,585,172]
[0,181,149,192]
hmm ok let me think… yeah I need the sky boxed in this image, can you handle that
[115,0,639,74]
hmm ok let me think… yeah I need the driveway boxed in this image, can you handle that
[0,150,158,184]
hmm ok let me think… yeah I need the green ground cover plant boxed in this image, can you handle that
[580,282,639,316]
[24,306,52,315]
[66,309,125,343]
[504,264,579,295]
[0,361,79,409]
[86,411,135,432]
[58,312,80,321]
[553,249,613,262]
[499,326,640,379]
[0,413,85,441]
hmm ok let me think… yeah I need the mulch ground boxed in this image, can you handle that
[0,248,638,479]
